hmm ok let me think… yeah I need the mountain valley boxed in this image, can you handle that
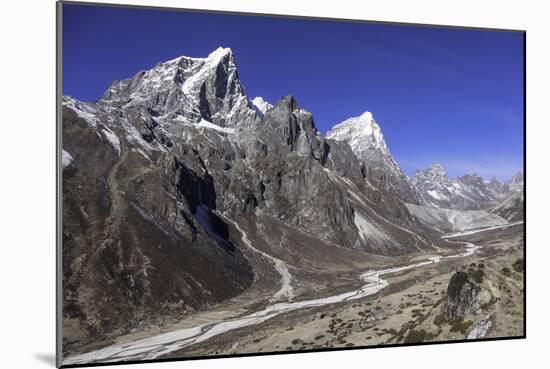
[61,47,524,365]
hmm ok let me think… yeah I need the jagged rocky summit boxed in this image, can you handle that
[100,47,259,128]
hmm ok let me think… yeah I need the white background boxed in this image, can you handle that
[0,0,547,368]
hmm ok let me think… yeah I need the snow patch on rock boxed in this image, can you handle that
[62,97,99,127]
[101,128,121,156]
[196,119,235,134]
[251,96,273,116]
[62,150,74,168]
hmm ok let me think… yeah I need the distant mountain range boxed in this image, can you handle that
[411,163,522,210]
[61,47,523,353]
[325,113,523,209]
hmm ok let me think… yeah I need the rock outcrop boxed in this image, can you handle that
[443,271,481,321]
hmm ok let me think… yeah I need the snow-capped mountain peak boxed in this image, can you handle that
[412,163,498,209]
[485,176,507,198]
[411,163,524,210]
[412,163,459,208]
[326,111,387,152]
[178,47,238,99]
[161,47,234,70]
[506,170,524,192]
[207,46,232,59]
[358,110,374,121]
[326,111,418,202]
[99,47,259,128]
[420,162,448,180]
[251,96,273,116]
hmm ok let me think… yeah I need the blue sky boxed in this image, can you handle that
[62,4,524,181]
